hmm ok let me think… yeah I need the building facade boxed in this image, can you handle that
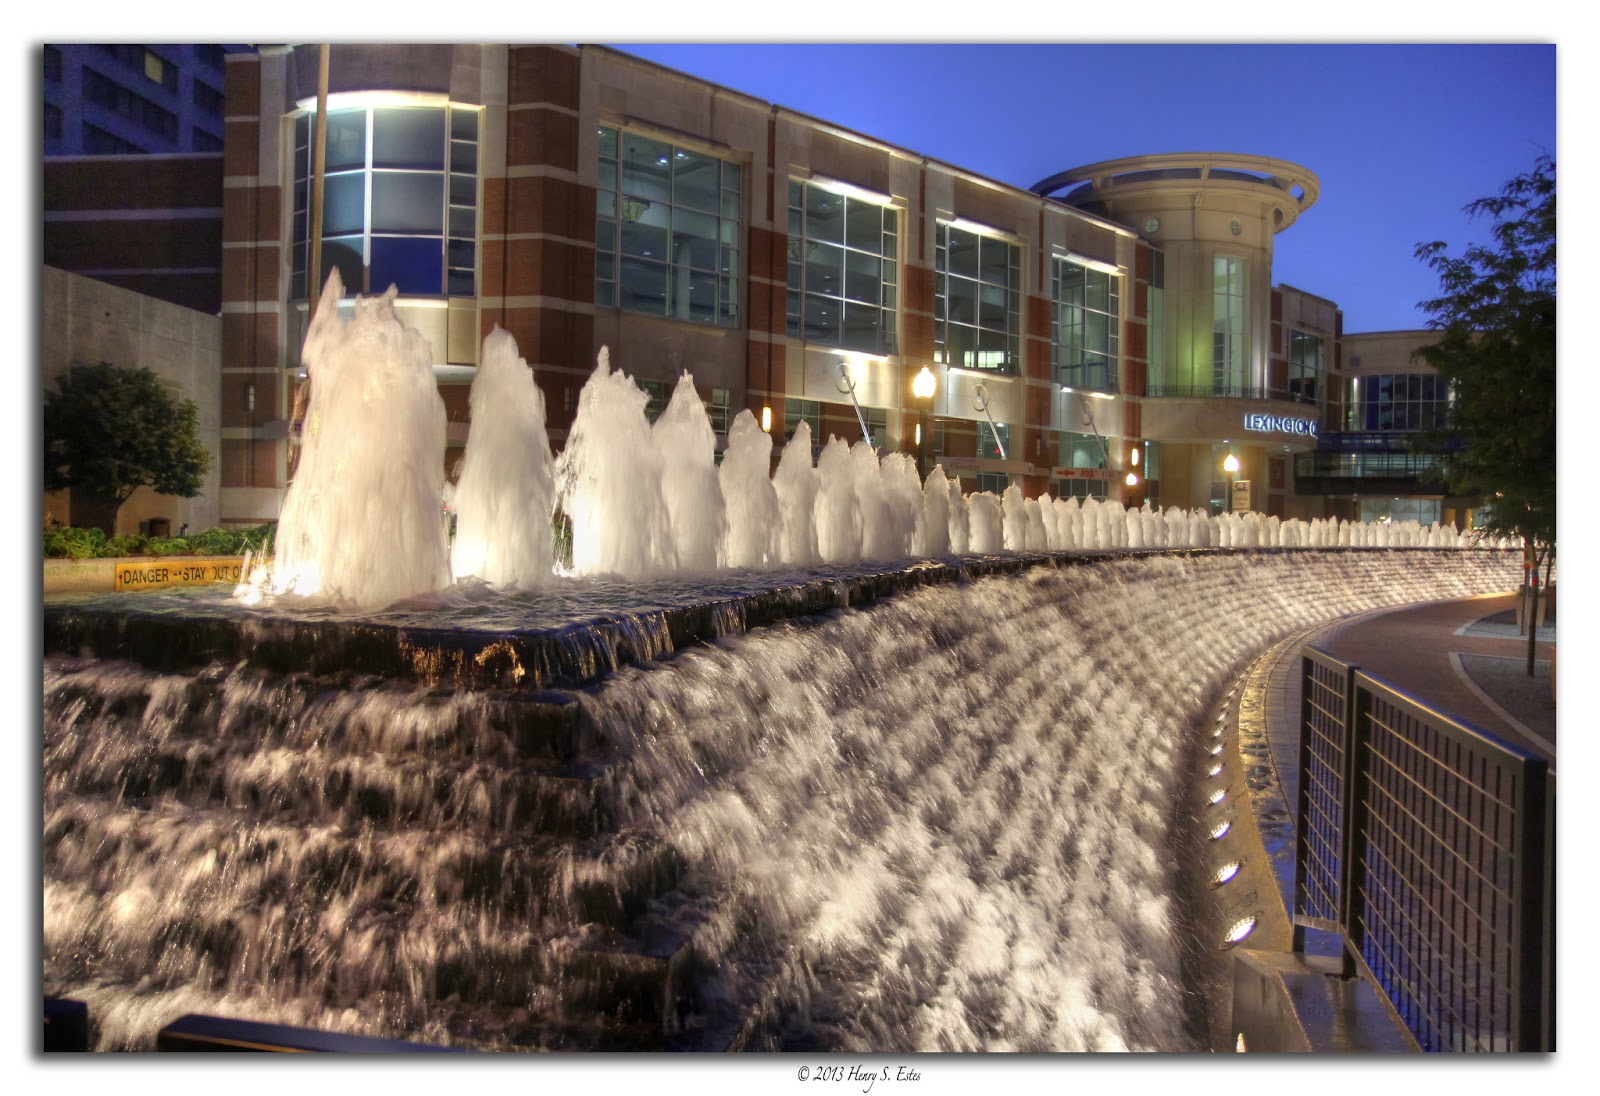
[44,45,235,157]
[211,44,1463,528]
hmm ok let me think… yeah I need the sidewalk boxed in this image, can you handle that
[1246,590,1556,930]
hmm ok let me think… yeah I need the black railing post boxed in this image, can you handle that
[1337,669,1368,980]
[1511,760,1551,1051]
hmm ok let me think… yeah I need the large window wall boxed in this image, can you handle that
[595,127,742,326]
[936,223,1020,373]
[1053,257,1120,391]
[1346,373,1450,432]
[1213,255,1246,391]
[787,180,898,353]
[1288,329,1324,404]
[291,101,479,301]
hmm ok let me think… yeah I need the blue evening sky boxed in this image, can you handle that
[611,43,1555,335]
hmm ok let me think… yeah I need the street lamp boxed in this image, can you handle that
[1223,451,1241,514]
[912,365,937,481]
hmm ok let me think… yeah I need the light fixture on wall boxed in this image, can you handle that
[761,404,772,433]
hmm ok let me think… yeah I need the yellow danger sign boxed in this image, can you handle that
[114,559,244,593]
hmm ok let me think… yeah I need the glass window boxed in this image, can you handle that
[1213,256,1246,392]
[977,421,1009,460]
[291,102,478,300]
[639,379,668,422]
[1057,478,1106,501]
[784,398,821,444]
[865,407,888,450]
[786,180,897,353]
[1288,330,1324,404]
[976,472,1009,495]
[1147,250,1166,389]
[596,126,741,328]
[1347,372,1450,433]
[705,388,732,435]
[1053,257,1120,391]
[937,223,1019,373]
[1057,431,1105,470]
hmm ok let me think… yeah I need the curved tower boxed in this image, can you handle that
[1035,154,1326,515]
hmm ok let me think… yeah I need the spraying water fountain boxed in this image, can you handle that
[43,280,1522,1051]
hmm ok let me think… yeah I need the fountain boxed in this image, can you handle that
[43,281,1522,1051]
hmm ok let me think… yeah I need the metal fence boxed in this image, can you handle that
[1293,647,1554,1051]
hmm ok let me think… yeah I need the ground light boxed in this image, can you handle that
[1210,820,1233,840]
[1221,915,1260,949]
[1210,861,1242,887]
[1209,789,1227,805]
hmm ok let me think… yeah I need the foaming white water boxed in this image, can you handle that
[815,436,862,562]
[584,550,1520,1051]
[968,492,1003,553]
[449,328,556,589]
[45,551,1521,1050]
[654,375,724,574]
[922,467,951,557]
[773,422,820,566]
[558,349,675,578]
[720,411,780,569]
[251,271,450,609]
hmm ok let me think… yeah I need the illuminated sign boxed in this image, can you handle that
[1243,413,1317,436]
[114,559,243,593]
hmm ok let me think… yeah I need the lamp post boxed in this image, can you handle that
[1223,451,1241,514]
[912,365,936,481]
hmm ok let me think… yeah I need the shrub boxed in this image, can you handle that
[189,528,245,556]
[145,536,192,557]
[44,526,105,560]
[239,522,277,555]
[98,534,149,558]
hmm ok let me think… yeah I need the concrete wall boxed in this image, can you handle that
[43,265,222,534]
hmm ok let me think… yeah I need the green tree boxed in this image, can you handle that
[1414,154,1555,673]
[44,362,211,535]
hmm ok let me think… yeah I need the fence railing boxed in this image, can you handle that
[1293,647,1554,1051]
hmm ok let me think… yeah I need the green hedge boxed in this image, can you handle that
[44,523,276,560]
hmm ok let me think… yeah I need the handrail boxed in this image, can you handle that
[1293,648,1555,1052]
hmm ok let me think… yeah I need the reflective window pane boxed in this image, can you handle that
[619,256,668,315]
[322,173,366,236]
[844,250,880,304]
[320,235,364,295]
[673,150,720,212]
[946,228,979,278]
[621,133,672,200]
[806,242,844,297]
[372,108,445,169]
[323,110,366,172]
[846,200,882,255]
[371,172,445,234]
[370,236,443,295]
[806,187,844,244]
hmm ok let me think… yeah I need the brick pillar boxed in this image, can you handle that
[219,51,287,524]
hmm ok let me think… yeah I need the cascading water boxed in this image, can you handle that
[43,550,1522,1050]
[47,280,1526,1051]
